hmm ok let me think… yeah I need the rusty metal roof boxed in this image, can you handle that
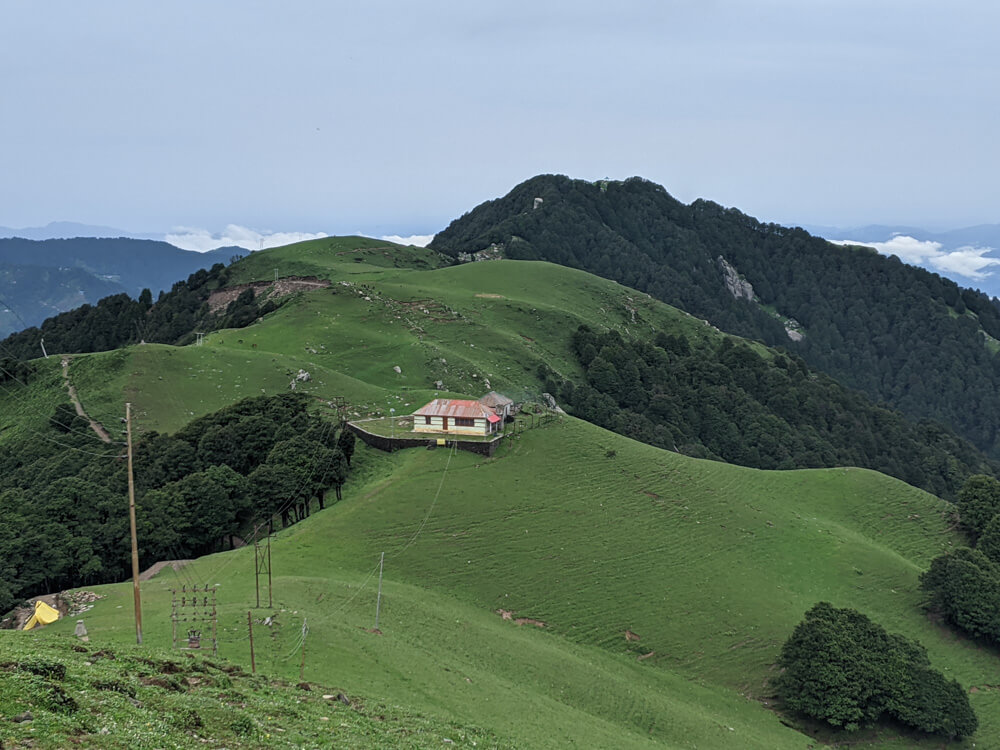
[412,399,494,420]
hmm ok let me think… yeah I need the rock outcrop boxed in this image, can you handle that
[717,256,754,302]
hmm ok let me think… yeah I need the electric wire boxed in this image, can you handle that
[0,362,123,444]
[201,414,342,588]
[389,440,457,558]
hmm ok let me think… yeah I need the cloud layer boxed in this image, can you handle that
[165,225,328,253]
[379,234,434,248]
[832,236,1000,280]
[165,226,437,253]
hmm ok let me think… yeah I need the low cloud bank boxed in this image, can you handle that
[166,225,328,252]
[832,236,1000,280]
[165,226,435,253]
[379,234,434,247]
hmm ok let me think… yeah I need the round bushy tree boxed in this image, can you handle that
[957,474,1000,539]
[776,602,977,738]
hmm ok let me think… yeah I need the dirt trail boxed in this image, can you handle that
[61,356,112,443]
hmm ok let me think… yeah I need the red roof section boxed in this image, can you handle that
[413,399,494,420]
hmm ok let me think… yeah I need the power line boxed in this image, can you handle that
[191,414,343,589]
[0,364,120,443]
[0,292,32,333]
[390,441,457,558]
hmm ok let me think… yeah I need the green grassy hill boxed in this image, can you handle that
[3,241,997,747]
[18,419,994,748]
[8,256,715,440]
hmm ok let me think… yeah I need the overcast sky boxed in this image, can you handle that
[2,1,998,241]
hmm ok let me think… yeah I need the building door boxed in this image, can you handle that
[442,416,448,431]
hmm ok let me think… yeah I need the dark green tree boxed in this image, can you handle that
[775,602,976,738]
[957,474,1000,539]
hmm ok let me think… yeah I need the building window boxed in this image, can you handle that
[424,416,431,425]
[455,417,475,427]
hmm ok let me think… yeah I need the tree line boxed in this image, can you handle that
[545,325,995,501]
[0,392,354,615]
[920,475,1000,644]
[0,263,277,360]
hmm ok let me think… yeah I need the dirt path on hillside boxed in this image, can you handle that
[61,356,112,443]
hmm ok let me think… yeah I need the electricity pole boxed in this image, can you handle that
[126,402,143,644]
[253,521,272,608]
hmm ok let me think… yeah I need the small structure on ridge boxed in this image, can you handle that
[412,398,502,436]
[478,391,515,420]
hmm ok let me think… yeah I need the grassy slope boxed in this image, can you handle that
[5,243,999,747]
[0,634,511,749]
[28,420,997,748]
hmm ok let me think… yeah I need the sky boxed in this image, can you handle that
[2,2,999,251]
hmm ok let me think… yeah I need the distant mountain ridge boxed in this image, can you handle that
[431,174,1000,459]
[809,223,1000,249]
[0,220,162,241]
[0,237,246,337]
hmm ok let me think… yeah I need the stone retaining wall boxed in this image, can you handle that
[347,422,501,457]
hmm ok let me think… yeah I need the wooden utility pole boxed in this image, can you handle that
[247,611,256,674]
[126,402,142,645]
[375,552,385,631]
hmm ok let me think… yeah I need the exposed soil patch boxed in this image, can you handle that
[475,293,505,299]
[495,609,546,628]
[625,629,641,642]
[206,276,330,314]
[970,684,1000,693]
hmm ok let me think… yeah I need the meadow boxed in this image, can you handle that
[3,242,998,747]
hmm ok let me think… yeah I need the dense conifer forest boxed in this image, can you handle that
[0,393,352,614]
[0,263,275,359]
[432,175,1000,459]
[547,326,995,500]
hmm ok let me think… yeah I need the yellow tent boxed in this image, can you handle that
[23,600,60,630]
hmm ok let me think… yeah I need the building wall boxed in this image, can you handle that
[413,414,489,435]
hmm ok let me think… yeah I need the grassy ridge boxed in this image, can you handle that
[227,235,450,284]
[26,259,718,437]
[6,243,1000,746]
[27,418,998,748]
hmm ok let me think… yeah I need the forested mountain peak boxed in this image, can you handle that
[431,174,1000,460]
